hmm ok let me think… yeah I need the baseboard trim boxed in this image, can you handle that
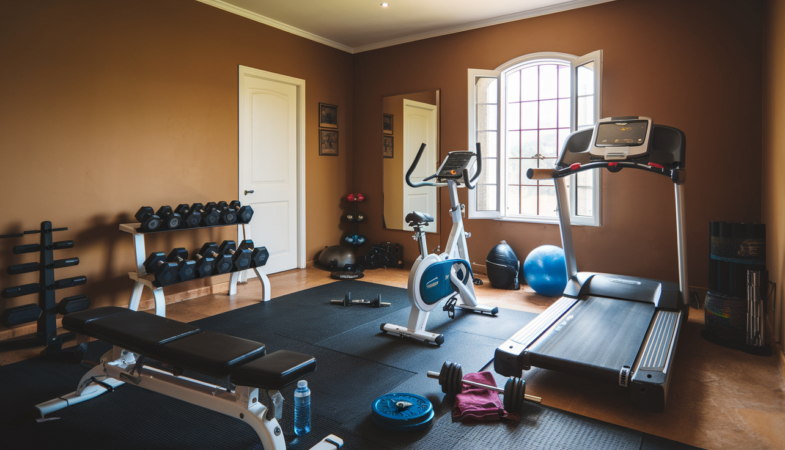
[472,263,487,275]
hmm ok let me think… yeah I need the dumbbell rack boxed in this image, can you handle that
[0,221,88,354]
[344,193,365,247]
[120,221,270,317]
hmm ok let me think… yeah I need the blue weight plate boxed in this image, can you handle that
[372,408,434,431]
[371,393,433,427]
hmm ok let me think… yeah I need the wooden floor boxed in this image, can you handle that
[2,267,784,449]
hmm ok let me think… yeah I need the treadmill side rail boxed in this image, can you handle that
[629,309,684,412]
[494,297,578,377]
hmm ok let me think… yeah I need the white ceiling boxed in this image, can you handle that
[197,0,614,53]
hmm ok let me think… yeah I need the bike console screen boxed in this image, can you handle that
[595,120,649,147]
[436,151,475,180]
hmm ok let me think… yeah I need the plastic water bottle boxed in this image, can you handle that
[294,380,311,436]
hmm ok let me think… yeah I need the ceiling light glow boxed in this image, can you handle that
[381,3,389,7]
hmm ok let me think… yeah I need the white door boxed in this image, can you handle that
[239,66,304,274]
[402,99,438,233]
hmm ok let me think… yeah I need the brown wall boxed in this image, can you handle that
[0,0,353,312]
[353,0,764,289]
[763,0,785,346]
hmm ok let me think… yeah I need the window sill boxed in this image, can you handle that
[493,216,599,227]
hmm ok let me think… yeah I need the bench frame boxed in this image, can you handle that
[36,344,342,450]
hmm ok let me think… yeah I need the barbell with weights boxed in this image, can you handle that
[426,361,541,413]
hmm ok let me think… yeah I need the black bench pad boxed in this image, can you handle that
[232,350,316,390]
[63,306,134,332]
[158,331,266,378]
[83,311,199,355]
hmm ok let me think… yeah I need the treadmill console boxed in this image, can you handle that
[436,151,476,180]
[588,116,652,161]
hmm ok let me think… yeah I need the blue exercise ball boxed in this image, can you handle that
[523,245,568,297]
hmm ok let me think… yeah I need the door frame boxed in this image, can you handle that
[402,98,438,233]
[238,65,307,269]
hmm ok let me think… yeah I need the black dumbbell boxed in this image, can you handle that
[197,242,233,274]
[229,201,255,224]
[143,252,180,287]
[155,206,182,229]
[218,240,252,271]
[208,202,238,225]
[174,204,202,228]
[191,203,221,227]
[345,212,366,223]
[238,240,269,267]
[426,362,541,413]
[166,248,197,282]
[331,292,390,307]
[135,207,162,232]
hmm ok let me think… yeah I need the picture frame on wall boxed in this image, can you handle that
[320,129,339,156]
[382,135,394,158]
[382,113,393,134]
[319,103,338,129]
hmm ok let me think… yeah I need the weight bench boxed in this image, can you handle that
[36,307,343,450]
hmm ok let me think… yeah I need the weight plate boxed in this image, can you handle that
[504,377,525,412]
[372,409,434,431]
[371,393,433,430]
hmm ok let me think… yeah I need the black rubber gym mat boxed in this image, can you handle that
[0,280,703,450]
[193,280,412,344]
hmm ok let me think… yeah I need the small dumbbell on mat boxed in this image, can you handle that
[166,248,197,282]
[238,240,269,267]
[197,242,233,274]
[331,292,390,307]
[143,252,180,287]
[191,203,221,227]
[218,240,252,271]
[426,361,541,413]
[155,206,182,229]
[135,207,162,232]
[174,204,202,228]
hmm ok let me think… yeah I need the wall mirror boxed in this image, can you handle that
[382,90,440,233]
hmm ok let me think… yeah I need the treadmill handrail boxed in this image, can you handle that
[527,162,685,184]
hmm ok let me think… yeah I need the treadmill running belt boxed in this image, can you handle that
[528,296,655,382]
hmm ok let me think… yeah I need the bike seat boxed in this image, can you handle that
[406,211,434,226]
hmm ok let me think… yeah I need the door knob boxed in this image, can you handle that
[244,190,255,195]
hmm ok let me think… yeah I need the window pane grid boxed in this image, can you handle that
[505,62,569,217]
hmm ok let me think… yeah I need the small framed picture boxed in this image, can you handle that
[382,135,394,158]
[319,103,338,129]
[320,129,339,156]
[382,114,393,134]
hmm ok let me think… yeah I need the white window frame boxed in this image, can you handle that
[468,51,602,226]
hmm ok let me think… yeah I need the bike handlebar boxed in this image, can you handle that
[405,143,484,189]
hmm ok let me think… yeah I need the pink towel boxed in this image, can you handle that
[452,371,519,422]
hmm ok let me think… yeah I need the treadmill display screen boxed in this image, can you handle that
[595,121,648,147]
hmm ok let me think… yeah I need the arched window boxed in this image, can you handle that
[468,51,602,226]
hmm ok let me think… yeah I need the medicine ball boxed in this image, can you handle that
[317,245,356,271]
[486,240,521,290]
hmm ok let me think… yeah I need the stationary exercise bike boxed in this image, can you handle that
[381,144,498,345]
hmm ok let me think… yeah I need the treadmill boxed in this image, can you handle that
[495,116,688,412]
